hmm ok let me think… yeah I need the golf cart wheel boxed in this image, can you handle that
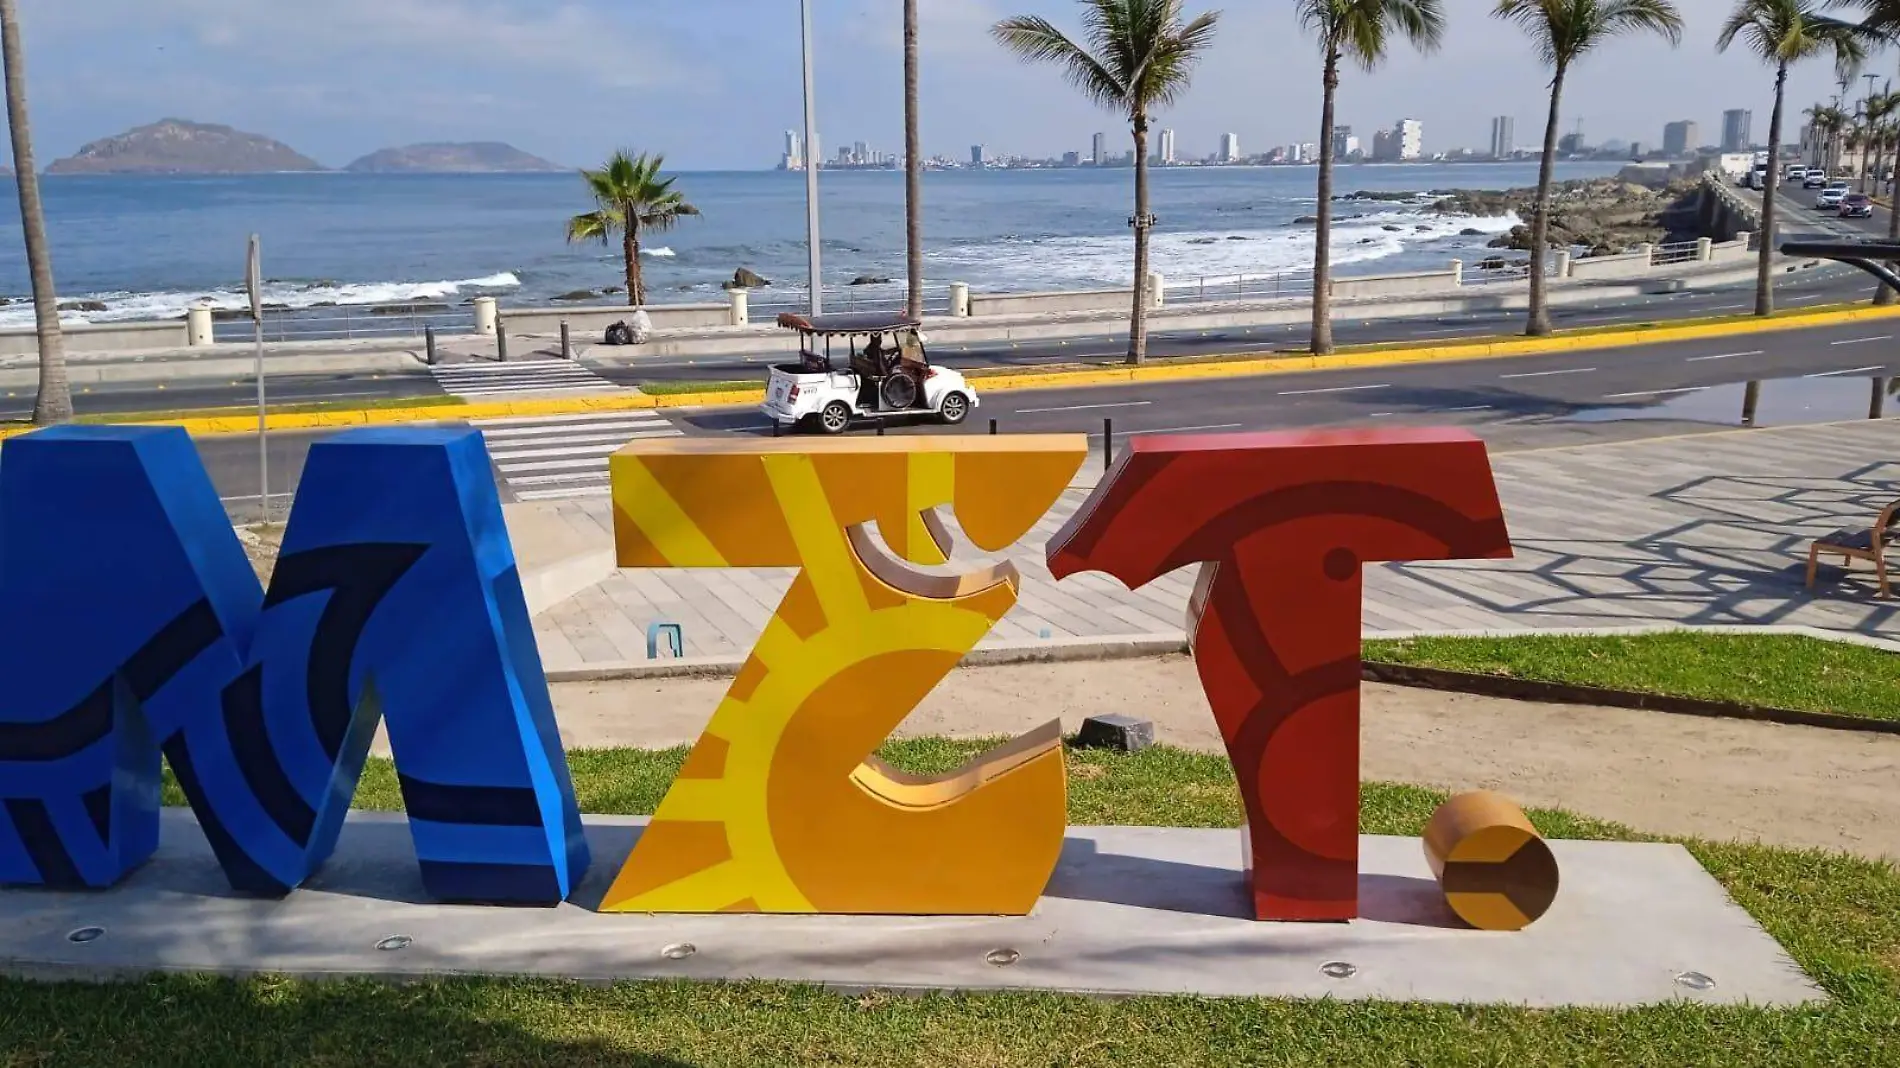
[881,374,919,410]
[819,401,852,435]
[939,392,970,425]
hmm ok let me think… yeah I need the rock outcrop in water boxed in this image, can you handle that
[1334,178,1704,255]
[47,119,325,175]
[344,142,564,173]
[1434,178,1703,255]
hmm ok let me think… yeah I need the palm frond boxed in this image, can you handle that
[993,15,1129,111]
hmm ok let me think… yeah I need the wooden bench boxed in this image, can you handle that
[1806,500,1898,599]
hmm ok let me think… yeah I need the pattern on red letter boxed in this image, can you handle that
[1047,429,1511,920]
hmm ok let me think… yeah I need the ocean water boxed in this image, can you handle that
[0,162,1626,329]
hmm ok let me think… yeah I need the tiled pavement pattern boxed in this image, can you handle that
[530,421,1900,670]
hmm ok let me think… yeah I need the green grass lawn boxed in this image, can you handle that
[3,739,1894,1066]
[1365,632,1900,723]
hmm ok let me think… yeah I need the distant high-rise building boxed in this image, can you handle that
[1397,118,1423,160]
[1662,120,1698,156]
[1219,132,1241,163]
[781,130,804,171]
[1160,128,1178,164]
[1371,129,1401,162]
[970,144,987,166]
[1490,115,1515,158]
[1722,109,1753,152]
[1264,146,1287,164]
[1558,130,1585,154]
[1298,142,1317,163]
[1330,125,1354,159]
[1092,131,1108,164]
[1062,150,1081,166]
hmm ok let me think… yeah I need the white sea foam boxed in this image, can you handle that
[0,271,522,329]
[928,210,1520,292]
[642,247,677,258]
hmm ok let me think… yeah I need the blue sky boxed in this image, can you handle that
[8,0,1874,171]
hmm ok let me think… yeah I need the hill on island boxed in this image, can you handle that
[344,142,564,173]
[46,119,325,175]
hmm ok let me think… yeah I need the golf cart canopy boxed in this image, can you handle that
[775,312,923,335]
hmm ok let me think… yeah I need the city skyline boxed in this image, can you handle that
[5,0,1860,172]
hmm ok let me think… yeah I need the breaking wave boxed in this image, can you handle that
[0,271,522,328]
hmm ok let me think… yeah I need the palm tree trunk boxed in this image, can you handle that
[1756,64,1788,318]
[1882,126,1900,307]
[1311,48,1340,355]
[1128,114,1151,365]
[903,0,923,321]
[1526,64,1566,338]
[625,226,644,307]
[1,0,70,425]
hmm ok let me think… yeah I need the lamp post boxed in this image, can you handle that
[799,0,824,316]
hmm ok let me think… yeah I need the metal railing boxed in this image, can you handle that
[211,302,470,344]
[1651,240,1703,266]
[1164,270,1317,305]
[745,285,958,319]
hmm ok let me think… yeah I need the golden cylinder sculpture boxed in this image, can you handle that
[1422,790,1560,932]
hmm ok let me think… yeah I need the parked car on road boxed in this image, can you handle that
[1840,192,1875,219]
[1804,170,1831,188]
[1788,165,1809,183]
[762,312,976,434]
[1817,182,1852,209]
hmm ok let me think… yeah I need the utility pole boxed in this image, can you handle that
[799,0,824,316]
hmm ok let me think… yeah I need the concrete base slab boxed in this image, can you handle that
[0,812,1819,1008]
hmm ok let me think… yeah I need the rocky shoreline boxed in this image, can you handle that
[1339,176,1704,256]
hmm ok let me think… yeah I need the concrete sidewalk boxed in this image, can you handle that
[522,418,1900,676]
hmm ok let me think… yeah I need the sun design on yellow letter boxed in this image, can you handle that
[600,435,1086,915]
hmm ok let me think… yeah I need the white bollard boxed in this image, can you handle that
[1637,242,1655,266]
[949,281,971,318]
[473,296,498,336]
[1696,237,1714,262]
[1553,250,1573,279]
[186,303,215,347]
[1449,259,1464,286]
[1147,271,1165,308]
[728,287,749,327]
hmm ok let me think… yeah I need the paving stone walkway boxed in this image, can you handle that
[530,420,1900,670]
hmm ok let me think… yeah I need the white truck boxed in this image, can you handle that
[761,312,977,434]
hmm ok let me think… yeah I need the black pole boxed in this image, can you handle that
[497,319,509,363]
[988,417,997,435]
[1873,377,1888,420]
[560,319,572,360]
[1741,380,1761,426]
[876,417,886,436]
[1103,417,1113,470]
[424,325,437,366]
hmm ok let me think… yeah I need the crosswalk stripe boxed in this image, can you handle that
[474,409,686,501]
[430,358,625,401]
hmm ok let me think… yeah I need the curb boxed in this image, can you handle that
[1362,661,1900,736]
[544,635,1191,684]
[11,301,1896,439]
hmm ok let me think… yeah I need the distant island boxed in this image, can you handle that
[46,119,324,175]
[344,142,564,173]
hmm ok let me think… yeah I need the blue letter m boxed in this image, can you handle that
[0,426,588,905]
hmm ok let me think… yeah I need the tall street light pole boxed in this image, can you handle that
[800,0,824,316]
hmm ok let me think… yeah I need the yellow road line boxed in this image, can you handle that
[4,303,1893,439]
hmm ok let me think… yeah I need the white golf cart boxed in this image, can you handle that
[761,312,977,434]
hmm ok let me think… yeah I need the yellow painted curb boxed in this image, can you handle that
[4,303,1893,440]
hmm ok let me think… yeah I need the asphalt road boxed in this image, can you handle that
[190,311,1897,519]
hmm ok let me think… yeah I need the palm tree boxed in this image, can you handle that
[1860,87,1895,195]
[1718,0,1867,316]
[1,0,70,425]
[565,152,699,307]
[1493,0,1683,337]
[904,0,924,321]
[993,0,1220,364]
[1295,0,1446,355]
[1805,102,1847,169]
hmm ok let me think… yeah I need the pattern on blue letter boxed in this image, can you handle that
[0,426,589,905]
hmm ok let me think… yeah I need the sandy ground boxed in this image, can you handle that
[539,655,1900,862]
